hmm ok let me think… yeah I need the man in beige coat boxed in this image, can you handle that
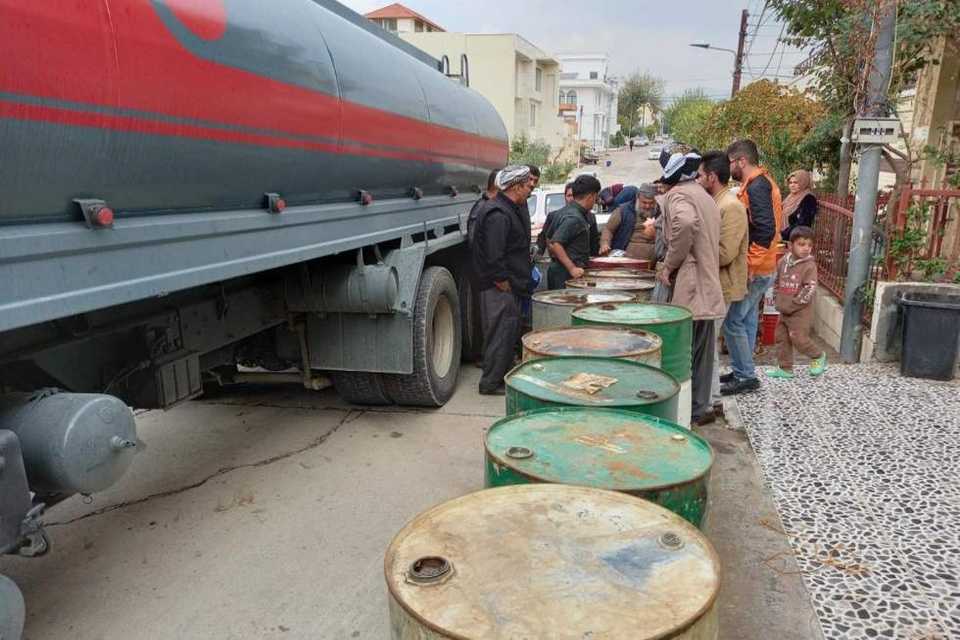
[655,146,725,425]
[698,150,749,420]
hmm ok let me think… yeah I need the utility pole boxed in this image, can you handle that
[732,9,748,98]
[839,0,897,362]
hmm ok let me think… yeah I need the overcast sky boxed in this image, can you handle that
[339,0,810,103]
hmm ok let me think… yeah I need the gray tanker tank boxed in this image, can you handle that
[0,0,508,223]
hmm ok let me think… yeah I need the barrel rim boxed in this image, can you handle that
[571,300,694,324]
[531,289,637,305]
[505,355,681,407]
[484,406,715,491]
[521,325,663,359]
[383,484,722,638]
[565,277,656,291]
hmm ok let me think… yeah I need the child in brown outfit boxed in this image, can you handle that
[766,226,827,378]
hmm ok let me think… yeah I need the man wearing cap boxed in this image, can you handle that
[599,183,658,261]
[471,165,535,395]
[546,174,603,289]
[656,144,726,425]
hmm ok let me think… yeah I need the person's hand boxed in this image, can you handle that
[494,280,512,293]
[641,219,656,240]
[570,267,585,279]
[599,243,611,256]
[657,268,672,287]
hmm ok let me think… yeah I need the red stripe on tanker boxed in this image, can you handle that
[0,0,506,167]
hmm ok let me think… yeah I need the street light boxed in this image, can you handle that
[689,42,743,98]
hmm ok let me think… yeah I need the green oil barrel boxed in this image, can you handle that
[385,485,720,639]
[521,326,662,368]
[571,302,693,382]
[504,355,679,422]
[572,302,694,427]
[484,407,713,526]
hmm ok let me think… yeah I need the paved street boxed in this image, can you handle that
[1,150,824,640]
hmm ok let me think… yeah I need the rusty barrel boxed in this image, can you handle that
[504,355,679,422]
[522,326,662,368]
[583,267,656,280]
[565,277,654,299]
[572,301,693,427]
[385,484,720,639]
[484,407,714,526]
[587,256,652,270]
[531,289,635,330]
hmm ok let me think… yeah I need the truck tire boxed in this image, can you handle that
[384,266,461,407]
[458,272,483,362]
[330,371,393,406]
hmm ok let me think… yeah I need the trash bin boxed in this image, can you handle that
[900,292,960,381]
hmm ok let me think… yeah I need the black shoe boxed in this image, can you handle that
[719,372,737,384]
[479,385,506,396]
[720,377,760,396]
[693,410,717,427]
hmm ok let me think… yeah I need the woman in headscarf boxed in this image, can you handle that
[780,169,817,241]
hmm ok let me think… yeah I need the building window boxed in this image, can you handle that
[530,101,537,127]
[414,20,423,32]
[589,71,598,80]
[566,90,577,107]
[558,90,567,104]
[426,25,433,32]
[535,67,543,92]
[379,18,397,31]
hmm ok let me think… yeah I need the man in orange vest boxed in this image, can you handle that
[720,140,783,396]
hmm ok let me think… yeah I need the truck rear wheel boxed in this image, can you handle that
[384,266,461,407]
[458,271,483,363]
[330,371,393,406]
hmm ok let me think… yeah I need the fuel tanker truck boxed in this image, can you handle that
[0,0,508,633]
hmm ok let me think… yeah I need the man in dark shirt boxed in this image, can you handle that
[721,139,783,395]
[471,165,535,395]
[546,175,602,289]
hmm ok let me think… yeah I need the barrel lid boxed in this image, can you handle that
[506,356,679,406]
[486,407,713,491]
[566,277,655,291]
[531,289,635,307]
[588,256,651,268]
[385,485,719,638]
[573,301,693,325]
[522,326,662,358]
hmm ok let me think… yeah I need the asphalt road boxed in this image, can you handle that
[1,150,823,640]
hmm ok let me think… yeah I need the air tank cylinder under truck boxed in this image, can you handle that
[0,391,139,496]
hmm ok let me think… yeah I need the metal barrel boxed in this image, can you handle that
[587,256,652,270]
[571,302,694,427]
[484,407,714,527]
[504,355,680,422]
[385,484,720,639]
[530,289,635,331]
[571,302,693,383]
[521,326,662,367]
[583,267,656,279]
[565,277,655,300]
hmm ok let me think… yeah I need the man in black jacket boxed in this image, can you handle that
[471,165,535,395]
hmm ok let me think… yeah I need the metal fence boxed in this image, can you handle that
[812,195,889,327]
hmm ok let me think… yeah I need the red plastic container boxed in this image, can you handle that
[761,314,780,346]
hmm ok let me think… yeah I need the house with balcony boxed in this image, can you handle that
[396,30,570,154]
[557,54,620,151]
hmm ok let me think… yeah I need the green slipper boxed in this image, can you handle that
[809,353,828,376]
[765,367,795,379]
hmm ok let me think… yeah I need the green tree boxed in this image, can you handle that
[768,0,960,194]
[662,89,714,148]
[617,72,666,138]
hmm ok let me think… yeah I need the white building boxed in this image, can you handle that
[364,3,444,34]
[557,54,620,151]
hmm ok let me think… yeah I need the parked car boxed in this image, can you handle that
[637,137,649,146]
[527,186,609,242]
[648,146,663,161]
